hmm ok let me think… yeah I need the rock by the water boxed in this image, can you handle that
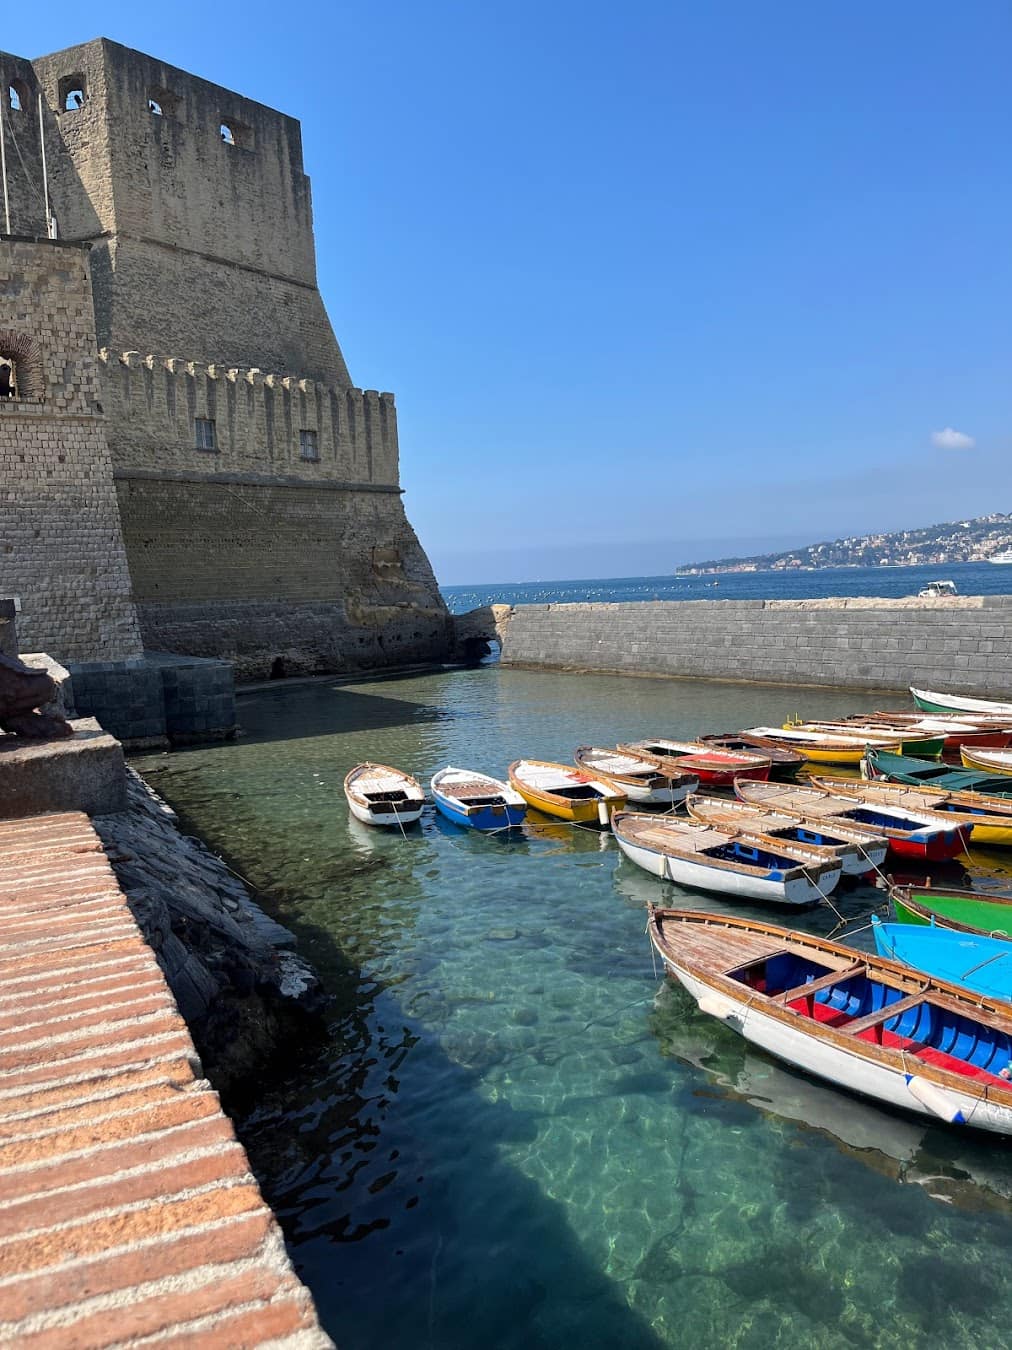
[94,769,327,1095]
[0,652,72,740]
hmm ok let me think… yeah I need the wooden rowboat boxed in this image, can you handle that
[911,686,1012,718]
[647,908,1012,1132]
[686,793,887,875]
[871,918,1012,1003]
[863,746,1012,799]
[613,812,841,905]
[810,773,1012,850]
[344,763,424,827]
[786,722,944,759]
[573,746,697,805]
[508,759,626,825]
[843,713,1012,753]
[696,733,804,780]
[891,884,1012,938]
[430,766,527,831]
[618,738,771,786]
[960,746,1012,774]
[734,778,972,861]
[742,726,901,767]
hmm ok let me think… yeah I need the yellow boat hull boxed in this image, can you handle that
[960,746,1012,774]
[968,822,1012,849]
[507,774,625,824]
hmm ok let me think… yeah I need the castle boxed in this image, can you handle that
[1,38,449,681]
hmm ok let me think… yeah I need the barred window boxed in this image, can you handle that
[195,417,217,451]
[299,428,319,461]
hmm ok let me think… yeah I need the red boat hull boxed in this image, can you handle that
[684,761,771,786]
[884,825,972,862]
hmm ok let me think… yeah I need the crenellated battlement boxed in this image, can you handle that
[98,349,399,486]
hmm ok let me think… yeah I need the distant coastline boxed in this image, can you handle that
[675,512,1012,576]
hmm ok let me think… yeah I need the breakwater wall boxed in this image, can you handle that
[498,595,1012,693]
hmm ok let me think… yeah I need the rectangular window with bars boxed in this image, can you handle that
[299,429,319,461]
[195,417,217,451]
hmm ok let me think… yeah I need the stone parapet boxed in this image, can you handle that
[498,595,1012,694]
[0,717,125,817]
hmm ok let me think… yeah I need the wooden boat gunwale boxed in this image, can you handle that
[647,908,1012,1119]
[573,745,696,791]
[344,762,425,826]
[685,793,867,873]
[613,812,841,882]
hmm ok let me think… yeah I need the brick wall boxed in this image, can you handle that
[499,596,1012,694]
[0,240,143,660]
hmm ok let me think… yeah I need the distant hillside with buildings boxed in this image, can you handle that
[677,514,1012,575]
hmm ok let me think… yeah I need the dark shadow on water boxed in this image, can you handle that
[233,681,461,746]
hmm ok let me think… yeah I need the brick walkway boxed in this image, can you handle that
[0,812,332,1348]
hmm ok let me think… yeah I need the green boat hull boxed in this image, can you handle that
[865,746,1012,797]
[893,888,1012,938]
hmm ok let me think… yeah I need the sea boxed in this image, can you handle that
[441,559,1012,613]
[135,622,1012,1349]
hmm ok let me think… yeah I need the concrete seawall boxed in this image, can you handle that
[498,595,1012,693]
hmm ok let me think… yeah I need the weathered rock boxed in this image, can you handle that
[94,769,328,1094]
[0,652,72,739]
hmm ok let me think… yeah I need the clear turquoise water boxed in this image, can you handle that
[134,668,1012,1349]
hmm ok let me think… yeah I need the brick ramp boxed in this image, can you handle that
[0,813,332,1348]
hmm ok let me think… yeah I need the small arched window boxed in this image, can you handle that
[0,331,44,402]
[7,84,22,113]
[148,87,179,118]
[58,73,87,112]
[219,119,253,150]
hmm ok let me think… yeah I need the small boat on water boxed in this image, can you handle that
[573,746,697,805]
[618,738,771,786]
[871,917,1012,1004]
[811,773,1012,849]
[742,726,901,767]
[344,763,425,827]
[508,759,626,825]
[647,908,1012,1132]
[843,712,1012,753]
[735,778,972,861]
[613,813,840,904]
[686,793,887,876]
[696,733,804,780]
[891,884,1012,937]
[960,746,1012,774]
[783,721,943,759]
[430,766,527,831]
[863,746,1012,799]
[911,686,1012,718]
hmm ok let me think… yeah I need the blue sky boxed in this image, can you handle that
[7,2,1011,583]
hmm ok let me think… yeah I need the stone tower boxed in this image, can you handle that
[1,39,448,678]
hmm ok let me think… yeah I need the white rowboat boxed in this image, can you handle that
[344,763,424,827]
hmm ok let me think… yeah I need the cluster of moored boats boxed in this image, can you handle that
[345,683,1012,1133]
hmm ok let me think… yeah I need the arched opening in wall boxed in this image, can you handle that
[7,81,29,114]
[58,74,86,112]
[219,119,253,150]
[269,657,286,680]
[148,87,179,118]
[0,332,44,402]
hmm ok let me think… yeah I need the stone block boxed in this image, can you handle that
[0,717,126,818]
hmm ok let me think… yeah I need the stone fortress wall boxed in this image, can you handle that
[499,596,1012,695]
[0,240,142,659]
[1,38,448,681]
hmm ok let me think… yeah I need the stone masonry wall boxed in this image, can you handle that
[119,479,449,679]
[499,596,1012,694]
[101,351,398,485]
[27,38,352,385]
[0,240,143,659]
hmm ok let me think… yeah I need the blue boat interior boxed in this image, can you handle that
[768,825,843,848]
[724,951,1012,1083]
[838,806,920,832]
[700,841,796,873]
